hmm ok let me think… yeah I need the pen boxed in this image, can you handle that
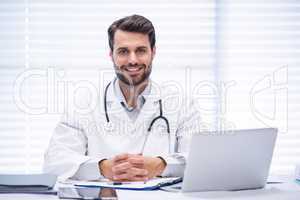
[107,181,146,185]
[112,182,123,185]
[105,182,123,185]
[107,181,135,185]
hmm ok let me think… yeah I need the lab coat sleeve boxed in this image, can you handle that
[72,158,103,180]
[43,116,102,181]
[159,154,186,177]
[160,99,202,177]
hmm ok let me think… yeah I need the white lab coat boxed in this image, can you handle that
[43,79,202,181]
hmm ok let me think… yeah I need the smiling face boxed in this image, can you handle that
[110,30,156,86]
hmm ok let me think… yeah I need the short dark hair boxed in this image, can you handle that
[108,14,156,51]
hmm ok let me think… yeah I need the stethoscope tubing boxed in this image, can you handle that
[103,80,171,153]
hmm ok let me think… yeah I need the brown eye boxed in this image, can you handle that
[118,49,128,55]
[136,48,147,55]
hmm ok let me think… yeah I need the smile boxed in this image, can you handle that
[124,66,143,72]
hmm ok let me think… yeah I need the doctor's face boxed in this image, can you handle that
[110,30,156,86]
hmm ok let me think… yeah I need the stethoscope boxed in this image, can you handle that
[103,81,171,153]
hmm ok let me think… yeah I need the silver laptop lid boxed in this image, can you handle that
[182,128,278,192]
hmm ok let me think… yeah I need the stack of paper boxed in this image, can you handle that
[0,174,57,194]
[62,177,182,191]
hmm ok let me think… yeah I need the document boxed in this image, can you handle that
[62,177,182,191]
[0,174,57,194]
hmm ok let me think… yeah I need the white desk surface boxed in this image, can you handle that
[1,179,299,200]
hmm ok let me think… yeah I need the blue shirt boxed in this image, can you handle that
[113,78,151,122]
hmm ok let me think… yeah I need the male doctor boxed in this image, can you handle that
[43,14,201,181]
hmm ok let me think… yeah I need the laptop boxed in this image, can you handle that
[181,128,278,192]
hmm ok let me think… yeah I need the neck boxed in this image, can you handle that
[118,79,149,108]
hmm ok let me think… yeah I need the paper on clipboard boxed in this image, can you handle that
[62,177,182,191]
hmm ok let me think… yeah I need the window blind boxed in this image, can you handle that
[216,0,300,174]
[0,0,28,173]
[0,0,216,173]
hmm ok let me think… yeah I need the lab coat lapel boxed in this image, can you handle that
[105,80,130,124]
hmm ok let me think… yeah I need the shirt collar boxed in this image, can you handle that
[113,78,151,111]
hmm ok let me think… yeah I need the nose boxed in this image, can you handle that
[128,52,138,65]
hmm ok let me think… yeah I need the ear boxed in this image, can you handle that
[109,51,113,61]
[152,46,156,59]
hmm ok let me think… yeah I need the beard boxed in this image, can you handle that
[113,62,152,86]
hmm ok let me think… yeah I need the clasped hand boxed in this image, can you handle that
[99,153,166,182]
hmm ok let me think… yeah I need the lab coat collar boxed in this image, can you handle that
[105,77,162,126]
[113,78,151,111]
[106,78,161,105]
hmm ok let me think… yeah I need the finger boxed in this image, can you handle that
[113,173,131,181]
[113,169,148,182]
[112,162,131,175]
[113,153,129,164]
[128,154,144,163]
[127,167,148,178]
[130,175,149,182]
[113,173,149,182]
[113,153,129,162]
[128,157,145,168]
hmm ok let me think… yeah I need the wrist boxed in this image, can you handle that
[98,159,111,179]
[156,156,167,175]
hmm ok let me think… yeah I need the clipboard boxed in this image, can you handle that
[62,177,182,191]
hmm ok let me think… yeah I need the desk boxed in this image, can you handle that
[0,180,299,200]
